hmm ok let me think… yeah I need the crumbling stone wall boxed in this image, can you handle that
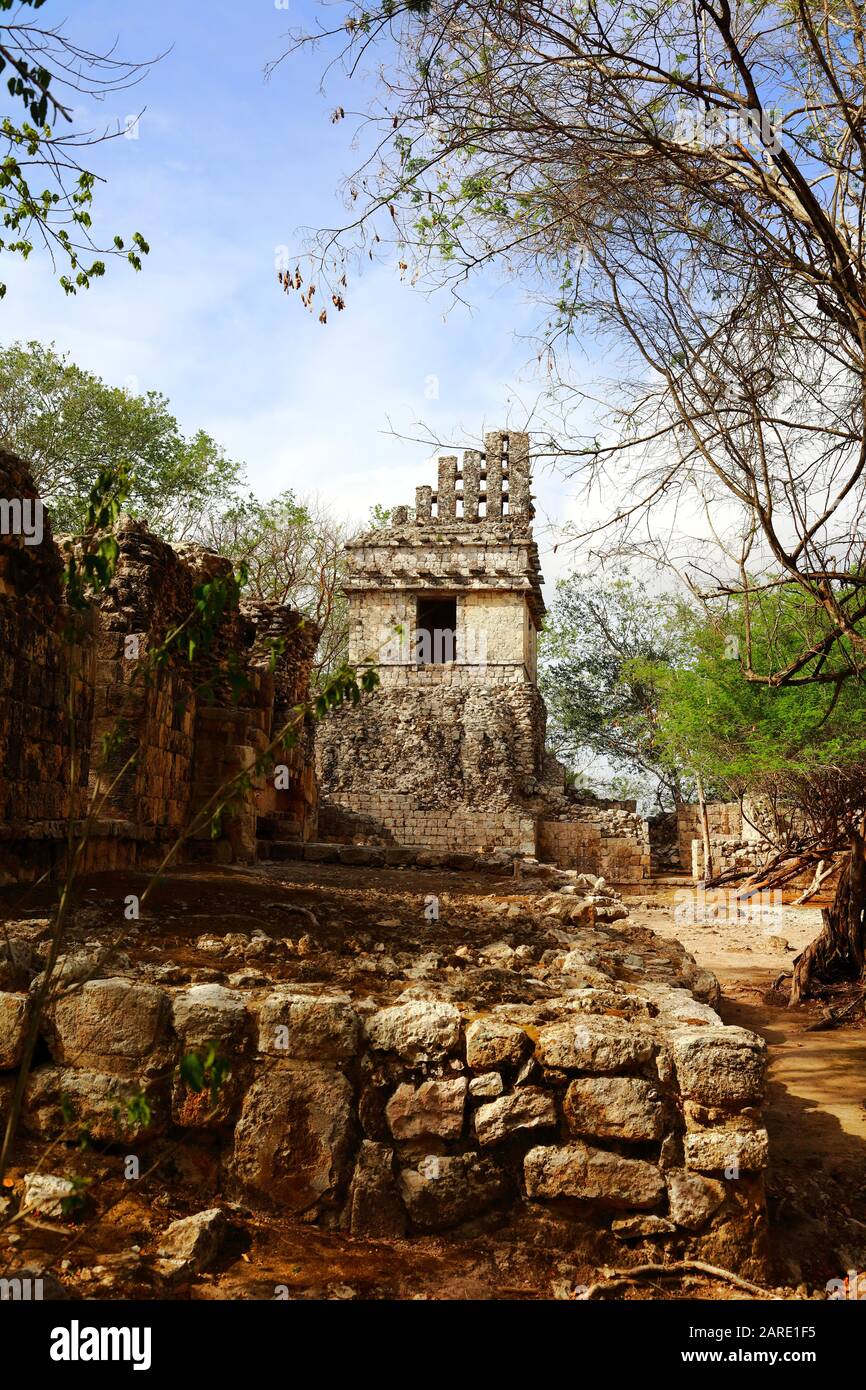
[538,810,651,883]
[677,802,771,881]
[317,431,651,879]
[89,522,198,839]
[0,452,318,881]
[0,868,769,1277]
[691,837,765,881]
[677,802,742,872]
[0,449,95,883]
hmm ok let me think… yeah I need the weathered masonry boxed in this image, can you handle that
[317,430,650,879]
[0,449,318,883]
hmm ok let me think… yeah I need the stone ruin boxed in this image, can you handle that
[317,430,651,882]
[0,440,773,1291]
[0,863,770,1280]
[0,448,318,884]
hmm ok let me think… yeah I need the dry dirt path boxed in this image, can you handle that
[624,883,866,1287]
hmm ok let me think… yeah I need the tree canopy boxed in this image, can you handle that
[541,567,866,835]
[0,339,354,678]
[0,340,242,538]
[279,0,866,690]
[646,587,866,841]
[197,489,351,681]
[540,572,693,809]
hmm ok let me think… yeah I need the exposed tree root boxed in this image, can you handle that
[790,830,866,1005]
[576,1260,779,1301]
[804,993,865,1031]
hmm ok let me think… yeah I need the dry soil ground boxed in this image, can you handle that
[625,882,866,1291]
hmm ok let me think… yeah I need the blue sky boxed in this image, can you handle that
[0,0,591,586]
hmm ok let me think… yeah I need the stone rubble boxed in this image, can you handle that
[0,869,771,1279]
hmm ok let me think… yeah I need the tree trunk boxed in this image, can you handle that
[695,771,714,881]
[789,828,866,1005]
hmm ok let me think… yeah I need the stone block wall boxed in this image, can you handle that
[0,449,96,881]
[0,883,770,1278]
[318,678,545,855]
[538,819,601,873]
[0,452,319,881]
[539,810,651,883]
[691,837,765,881]
[88,524,199,837]
[677,802,774,880]
[677,802,742,871]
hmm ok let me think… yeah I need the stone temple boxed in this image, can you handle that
[317,430,651,880]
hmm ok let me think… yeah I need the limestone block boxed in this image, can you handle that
[156,1208,227,1277]
[684,1128,769,1173]
[0,991,29,1068]
[233,1061,355,1211]
[46,978,174,1077]
[258,991,361,1062]
[535,1018,656,1074]
[671,1027,766,1107]
[172,984,251,1052]
[666,1168,726,1230]
[524,1141,665,1208]
[364,1000,461,1062]
[386,1076,467,1140]
[399,1152,511,1231]
[345,1141,406,1237]
[474,1087,557,1146]
[465,1017,528,1069]
[23,1066,165,1142]
[563,1076,664,1141]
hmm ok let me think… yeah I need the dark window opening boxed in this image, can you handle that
[416,596,457,664]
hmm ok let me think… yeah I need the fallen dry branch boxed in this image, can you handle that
[703,847,792,890]
[737,854,820,900]
[706,843,842,899]
[705,849,801,893]
[804,993,865,1031]
[794,858,840,905]
[575,1260,780,1300]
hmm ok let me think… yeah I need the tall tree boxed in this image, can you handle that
[540,573,693,808]
[194,489,352,682]
[648,588,866,999]
[277,1,866,684]
[0,340,243,538]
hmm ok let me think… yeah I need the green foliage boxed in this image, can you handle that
[0,4,151,297]
[646,590,866,798]
[0,342,243,536]
[313,661,378,716]
[61,464,130,609]
[540,572,694,807]
[59,1175,90,1220]
[0,341,353,677]
[544,570,866,824]
[123,1091,153,1133]
[182,565,248,667]
[180,1046,231,1109]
